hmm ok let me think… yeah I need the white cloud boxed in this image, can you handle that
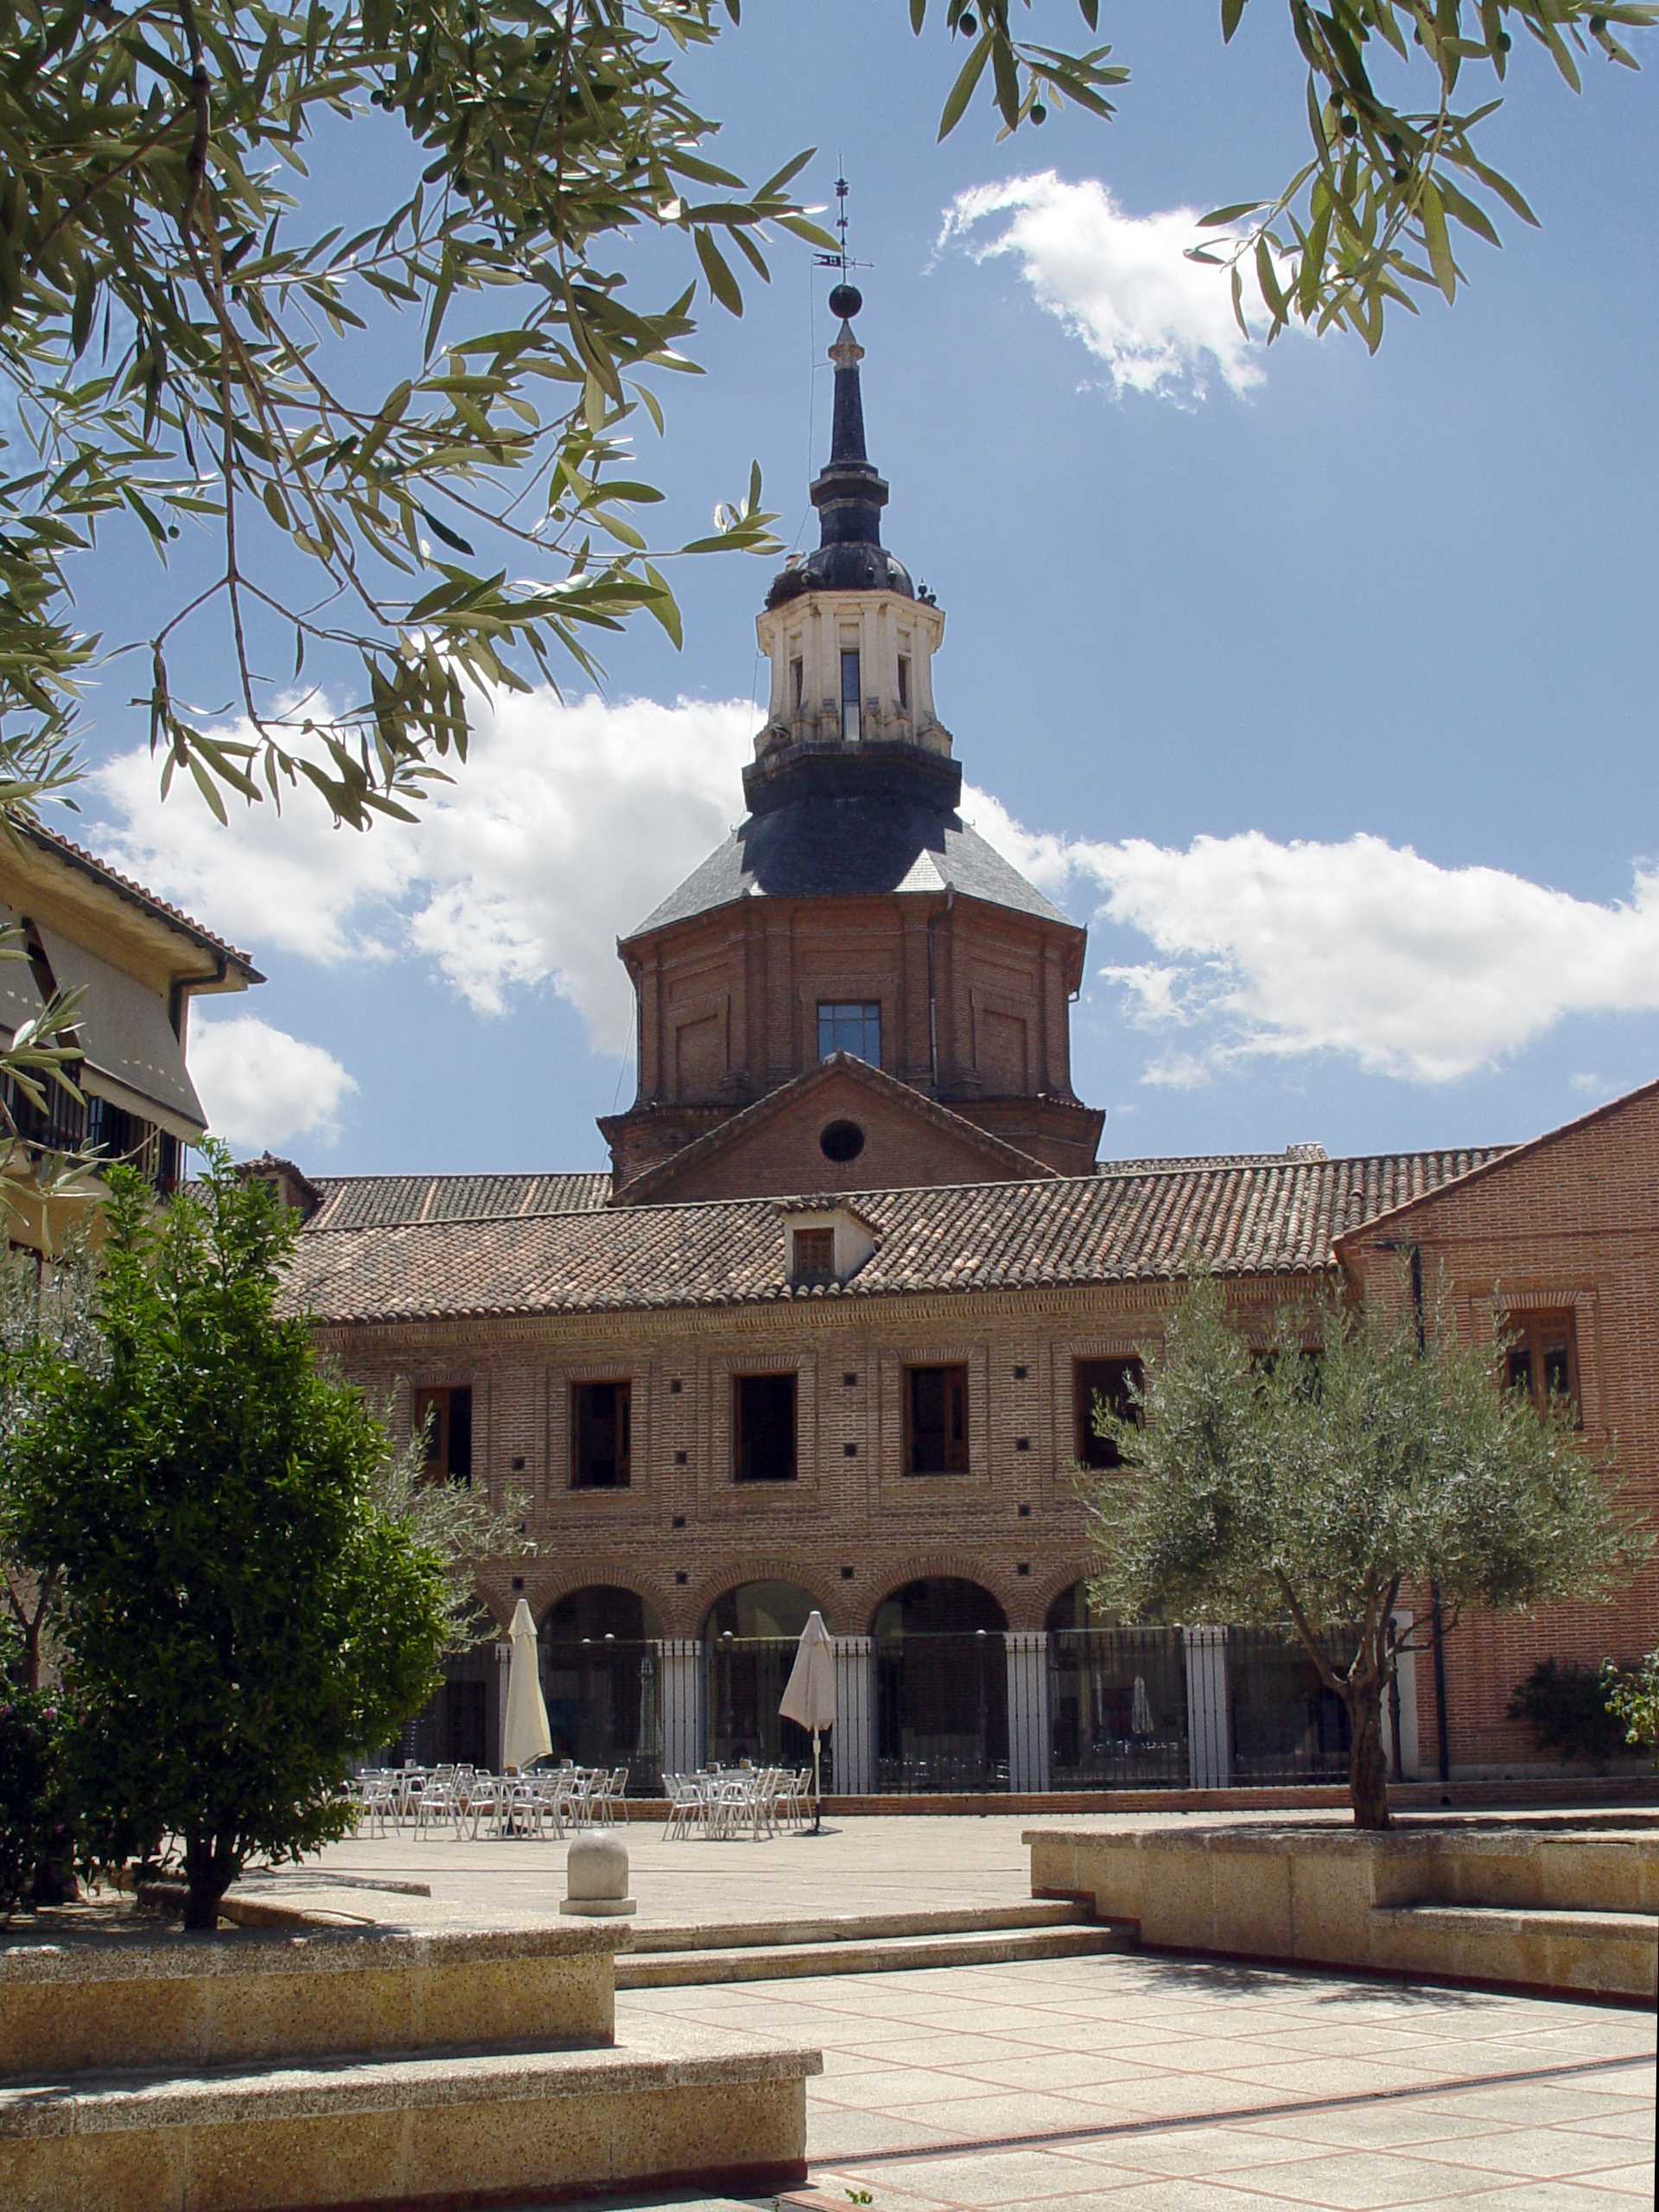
[92,690,756,1055]
[188,1014,358,1150]
[939,172,1283,404]
[963,815,1659,1086]
[99,696,1659,1095]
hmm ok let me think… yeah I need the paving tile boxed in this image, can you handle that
[1409,2130,1656,2182]
[1556,2110,1659,2144]
[1212,2057,1466,2098]
[877,2089,1141,2138]
[992,2182,1297,2211]
[1056,2125,1334,2180]
[1234,2106,1526,2152]
[802,2107,967,2159]
[1569,2164,1659,2195]
[829,2146,1153,2204]
[809,2066,995,2110]
[1180,2151,1505,2207]
[1418,2085,1655,2126]
[938,2052,1192,2094]
[1424,2187,1659,2211]
[836,2033,1046,2069]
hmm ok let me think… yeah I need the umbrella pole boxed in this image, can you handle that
[812,1731,822,1835]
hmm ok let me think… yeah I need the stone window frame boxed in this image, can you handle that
[547,1362,648,1504]
[1048,1334,1158,1495]
[876,1342,991,1505]
[699,1347,819,1518]
[798,976,893,1074]
[1473,1284,1602,1436]
[406,1370,486,1493]
[567,1374,635,1492]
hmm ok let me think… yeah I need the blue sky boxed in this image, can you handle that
[69,1,1659,1175]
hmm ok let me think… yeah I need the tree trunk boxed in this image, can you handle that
[1345,1683,1392,1830]
[182,1833,231,1932]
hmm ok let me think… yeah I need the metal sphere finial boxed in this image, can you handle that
[828,280,863,321]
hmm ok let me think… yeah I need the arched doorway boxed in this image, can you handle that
[1045,1581,1189,1789]
[870,1578,1008,1794]
[540,1586,664,1790]
[703,1580,826,1779]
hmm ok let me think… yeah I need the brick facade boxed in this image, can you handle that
[292,292,1658,1794]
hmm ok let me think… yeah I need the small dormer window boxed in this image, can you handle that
[841,648,861,741]
[897,654,911,710]
[791,1228,836,1284]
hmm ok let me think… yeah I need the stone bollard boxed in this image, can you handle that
[560,1830,636,1917]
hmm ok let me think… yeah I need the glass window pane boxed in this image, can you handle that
[817,1001,881,1065]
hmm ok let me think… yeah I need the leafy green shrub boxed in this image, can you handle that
[1507,1657,1630,1769]
[1603,1649,1659,1769]
[10,1154,451,1929]
[0,1685,74,1912]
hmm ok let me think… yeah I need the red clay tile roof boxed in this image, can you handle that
[289,1147,1509,1325]
[307,1171,613,1232]
[26,823,263,978]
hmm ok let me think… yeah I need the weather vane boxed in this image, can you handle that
[814,173,872,281]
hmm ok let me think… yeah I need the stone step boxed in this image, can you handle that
[616,1919,1129,1987]
[627,1899,1082,1954]
[0,2022,820,2212]
[1370,1902,1658,1999]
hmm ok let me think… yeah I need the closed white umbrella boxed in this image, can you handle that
[779,1610,836,1833]
[1131,1675,1154,1737]
[502,1599,553,1773]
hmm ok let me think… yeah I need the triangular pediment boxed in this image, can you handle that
[613,1052,1056,1206]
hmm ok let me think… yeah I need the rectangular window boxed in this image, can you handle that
[791,1228,836,1284]
[840,647,861,741]
[791,656,804,710]
[416,1384,473,1486]
[906,1363,969,1474]
[1074,1357,1143,1470]
[897,653,911,709]
[1504,1311,1580,1422]
[817,999,881,1065]
[734,1373,797,1482]
[571,1378,631,1489]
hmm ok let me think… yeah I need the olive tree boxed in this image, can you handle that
[2,0,1649,838]
[10,1153,450,1928]
[1083,1269,1646,1828]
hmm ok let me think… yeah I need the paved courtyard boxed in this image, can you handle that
[623,1950,1654,2207]
[272,1814,1656,2208]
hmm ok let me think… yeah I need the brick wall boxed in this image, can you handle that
[1343,1083,1659,1775]
[607,890,1097,1188]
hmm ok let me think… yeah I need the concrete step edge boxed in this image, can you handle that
[616,1926,1129,1987]
[0,2034,823,2137]
[627,1902,1084,1953]
[1373,1904,1659,1940]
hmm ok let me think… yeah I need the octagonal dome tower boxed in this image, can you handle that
[601,287,1103,1204]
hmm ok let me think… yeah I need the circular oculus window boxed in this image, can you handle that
[819,1119,866,1164]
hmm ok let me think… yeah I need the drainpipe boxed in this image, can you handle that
[1376,1234,1451,1784]
[925,889,953,1094]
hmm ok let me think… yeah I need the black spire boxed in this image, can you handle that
[765,278,917,609]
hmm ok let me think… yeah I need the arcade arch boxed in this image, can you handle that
[702,1579,822,1773]
[539,1583,664,1784]
[869,1576,1008,1791]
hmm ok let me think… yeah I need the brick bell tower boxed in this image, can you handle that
[601,282,1103,1205]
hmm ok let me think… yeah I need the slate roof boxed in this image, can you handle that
[307,1171,612,1232]
[289,1147,1509,1326]
[629,794,1072,938]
